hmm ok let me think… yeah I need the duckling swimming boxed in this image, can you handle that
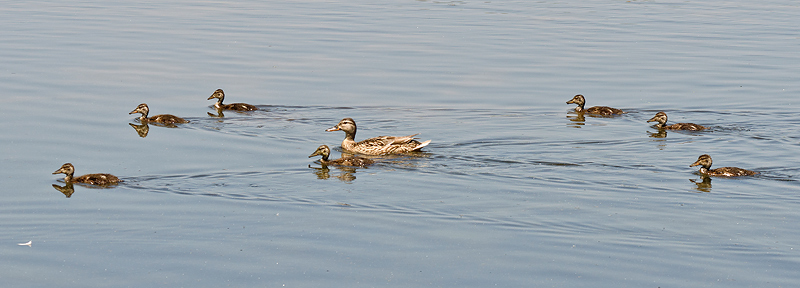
[52,163,121,185]
[207,89,258,111]
[647,111,706,131]
[326,118,431,155]
[690,154,758,177]
[309,145,374,168]
[129,103,188,124]
[566,94,624,116]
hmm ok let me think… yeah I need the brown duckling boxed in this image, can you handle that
[129,103,188,124]
[52,163,121,185]
[647,112,706,131]
[309,145,374,168]
[566,94,624,116]
[690,154,758,177]
[326,118,431,155]
[208,89,258,111]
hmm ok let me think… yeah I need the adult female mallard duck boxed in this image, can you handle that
[52,163,121,185]
[308,145,374,168]
[129,103,188,124]
[647,111,706,130]
[690,154,758,177]
[325,118,431,155]
[566,94,624,116]
[207,89,258,111]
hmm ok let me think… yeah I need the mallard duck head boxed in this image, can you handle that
[326,118,357,135]
[308,145,331,161]
[208,89,225,102]
[53,163,76,180]
[566,94,586,110]
[690,154,713,173]
[129,103,150,118]
[647,111,668,126]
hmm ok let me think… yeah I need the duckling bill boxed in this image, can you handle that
[326,118,431,155]
[309,145,374,168]
[647,112,706,131]
[129,103,188,124]
[52,163,121,186]
[566,94,623,116]
[690,154,757,177]
[208,89,258,111]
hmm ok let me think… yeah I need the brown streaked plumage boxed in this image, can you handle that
[566,94,624,116]
[52,163,121,186]
[129,103,188,124]
[308,145,374,168]
[325,118,431,155]
[647,111,706,131]
[207,89,258,111]
[690,154,758,177]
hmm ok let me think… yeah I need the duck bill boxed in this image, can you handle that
[689,161,701,167]
[52,168,64,174]
[128,109,138,115]
[308,151,321,158]
[207,95,216,100]
[325,126,340,132]
[566,99,576,104]
[646,117,657,123]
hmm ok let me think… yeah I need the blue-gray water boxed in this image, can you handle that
[2,1,799,287]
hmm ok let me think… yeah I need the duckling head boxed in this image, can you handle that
[208,89,225,101]
[566,94,586,110]
[53,163,76,179]
[308,145,331,161]
[690,154,713,173]
[129,103,150,118]
[647,111,668,126]
[326,118,357,136]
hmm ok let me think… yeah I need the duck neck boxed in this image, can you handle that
[214,97,224,108]
[698,167,710,174]
[574,104,585,112]
[63,172,74,182]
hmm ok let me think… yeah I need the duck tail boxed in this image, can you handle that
[413,140,432,151]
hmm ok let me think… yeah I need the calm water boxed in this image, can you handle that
[2,1,799,287]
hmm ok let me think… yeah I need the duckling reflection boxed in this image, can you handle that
[566,94,624,116]
[690,154,758,177]
[566,112,585,127]
[690,176,713,192]
[647,129,667,138]
[207,108,225,118]
[129,122,150,137]
[52,183,75,198]
[129,103,188,125]
[308,164,357,182]
[52,163,121,186]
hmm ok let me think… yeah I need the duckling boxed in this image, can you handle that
[647,112,706,131]
[566,94,624,116]
[208,89,258,111]
[690,154,758,177]
[129,103,188,124]
[52,163,121,185]
[308,145,374,168]
[326,118,431,155]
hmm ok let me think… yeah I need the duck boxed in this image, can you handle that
[52,163,121,185]
[690,154,758,177]
[566,94,624,116]
[129,103,188,124]
[647,111,706,131]
[326,118,431,155]
[207,89,258,111]
[308,145,374,168]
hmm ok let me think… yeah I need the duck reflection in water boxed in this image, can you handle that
[647,129,667,138]
[207,108,225,118]
[52,183,76,198]
[129,122,150,137]
[690,176,713,193]
[566,112,585,127]
[308,145,374,182]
